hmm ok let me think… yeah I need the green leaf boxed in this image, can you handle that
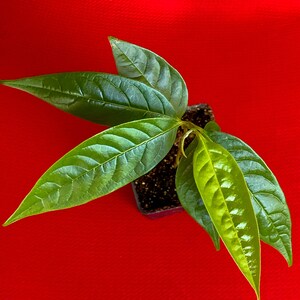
[204,121,221,132]
[109,37,188,118]
[0,73,177,126]
[208,131,293,266]
[175,140,220,250]
[4,117,180,226]
[193,134,260,298]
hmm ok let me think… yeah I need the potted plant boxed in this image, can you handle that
[0,37,292,299]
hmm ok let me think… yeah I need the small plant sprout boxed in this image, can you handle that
[0,37,292,299]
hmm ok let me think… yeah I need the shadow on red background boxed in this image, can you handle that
[1,1,299,299]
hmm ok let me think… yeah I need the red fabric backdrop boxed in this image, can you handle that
[1,1,299,299]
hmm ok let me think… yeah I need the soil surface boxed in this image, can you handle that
[132,104,215,216]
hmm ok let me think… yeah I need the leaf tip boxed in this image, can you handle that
[252,277,261,300]
[0,79,17,89]
[3,220,12,227]
[108,35,116,42]
[2,204,27,226]
[214,241,221,251]
[287,255,293,267]
[2,213,18,227]
[287,245,293,267]
[256,289,261,300]
[108,36,119,46]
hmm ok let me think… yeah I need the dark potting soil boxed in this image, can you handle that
[132,104,215,216]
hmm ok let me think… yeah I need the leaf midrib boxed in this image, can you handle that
[229,139,291,260]
[113,41,154,87]
[5,80,171,119]
[251,191,291,263]
[36,120,179,205]
[198,136,256,287]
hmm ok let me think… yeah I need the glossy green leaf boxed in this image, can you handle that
[109,37,188,118]
[193,134,260,298]
[4,117,180,226]
[0,73,177,126]
[208,131,292,266]
[175,140,220,250]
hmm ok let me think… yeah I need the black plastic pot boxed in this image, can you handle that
[132,104,215,218]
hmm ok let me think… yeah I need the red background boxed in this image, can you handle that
[1,1,299,299]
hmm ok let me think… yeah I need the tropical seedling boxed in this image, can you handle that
[0,37,292,299]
